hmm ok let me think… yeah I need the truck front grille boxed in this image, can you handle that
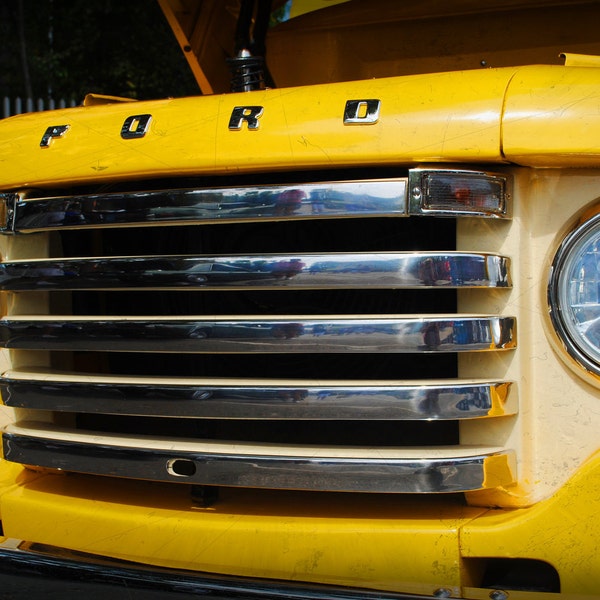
[0,169,516,494]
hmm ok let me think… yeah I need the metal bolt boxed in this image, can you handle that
[412,186,422,200]
[489,591,509,600]
[191,485,219,507]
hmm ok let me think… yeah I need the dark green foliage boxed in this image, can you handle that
[0,0,200,102]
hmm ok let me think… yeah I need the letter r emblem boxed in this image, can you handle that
[229,106,264,130]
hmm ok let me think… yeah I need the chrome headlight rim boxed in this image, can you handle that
[548,208,600,378]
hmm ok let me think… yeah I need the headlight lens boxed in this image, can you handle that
[549,210,600,376]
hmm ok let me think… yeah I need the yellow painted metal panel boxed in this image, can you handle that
[461,450,600,595]
[4,454,600,593]
[0,462,486,595]
[0,462,44,520]
[0,68,513,190]
[4,64,600,191]
[503,65,600,167]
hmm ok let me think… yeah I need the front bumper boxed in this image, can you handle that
[0,538,436,600]
[2,452,600,597]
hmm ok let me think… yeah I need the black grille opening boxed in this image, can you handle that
[75,414,459,446]
[40,178,463,451]
[56,206,457,383]
[68,351,456,381]
[68,288,456,317]
[58,216,455,258]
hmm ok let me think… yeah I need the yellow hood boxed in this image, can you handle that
[0,64,600,190]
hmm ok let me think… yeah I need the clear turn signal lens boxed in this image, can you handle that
[409,169,510,218]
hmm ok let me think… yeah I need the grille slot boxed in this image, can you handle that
[0,172,516,493]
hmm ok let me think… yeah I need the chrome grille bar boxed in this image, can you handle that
[1,179,407,233]
[0,315,516,353]
[0,169,511,234]
[0,373,513,419]
[0,168,516,495]
[0,252,511,290]
[2,424,517,493]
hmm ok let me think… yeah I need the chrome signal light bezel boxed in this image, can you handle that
[408,168,511,218]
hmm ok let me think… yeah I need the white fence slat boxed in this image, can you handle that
[2,96,76,119]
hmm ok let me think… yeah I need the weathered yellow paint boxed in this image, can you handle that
[562,52,600,68]
[0,68,513,190]
[4,452,600,595]
[462,450,600,595]
[2,64,600,192]
[0,461,486,595]
[0,462,43,520]
[503,66,600,166]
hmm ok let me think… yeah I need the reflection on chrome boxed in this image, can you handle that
[1,179,407,232]
[2,426,516,493]
[0,252,511,290]
[0,375,513,420]
[1,169,513,233]
[0,316,516,353]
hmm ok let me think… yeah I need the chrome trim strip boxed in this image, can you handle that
[0,374,513,420]
[0,252,511,290]
[0,168,513,233]
[0,315,516,353]
[2,427,516,493]
[0,538,431,599]
[2,179,407,232]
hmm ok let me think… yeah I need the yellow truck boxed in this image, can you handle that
[0,0,600,597]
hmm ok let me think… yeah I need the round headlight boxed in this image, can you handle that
[549,209,600,377]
